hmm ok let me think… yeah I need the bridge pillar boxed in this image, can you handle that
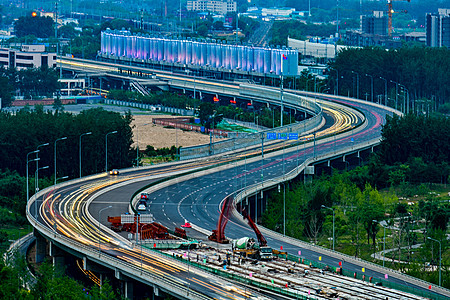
[115,268,123,280]
[34,228,47,263]
[303,166,314,184]
[49,241,65,270]
[124,281,134,299]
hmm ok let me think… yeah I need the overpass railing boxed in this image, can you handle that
[231,137,450,300]
[177,83,323,160]
[26,188,211,300]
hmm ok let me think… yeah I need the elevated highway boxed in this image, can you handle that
[27,58,450,299]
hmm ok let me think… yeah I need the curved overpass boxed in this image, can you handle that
[29,64,449,299]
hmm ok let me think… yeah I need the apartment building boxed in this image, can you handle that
[0,45,56,69]
[187,0,236,14]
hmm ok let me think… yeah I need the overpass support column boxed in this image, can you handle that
[124,281,134,300]
[49,241,65,269]
[34,228,47,263]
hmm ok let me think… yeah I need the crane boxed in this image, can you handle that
[387,0,410,37]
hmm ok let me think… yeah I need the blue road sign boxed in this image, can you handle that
[267,132,277,140]
[289,133,299,140]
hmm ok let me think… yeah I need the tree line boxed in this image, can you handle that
[262,114,449,286]
[328,47,450,113]
[0,107,134,230]
[0,255,119,299]
[0,66,60,107]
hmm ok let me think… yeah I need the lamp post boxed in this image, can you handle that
[373,219,386,267]
[79,132,92,178]
[56,176,69,183]
[320,86,330,94]
[280,72,284,127]
[399,84,408,114]
[105,131,118,172]
[379,77,387,106]
[35,165,49,219]
[98,205,112,255]
[351,71,359,99]
[26,150,40,202]
[321,205,335,250]
[333,69,339,95]
[35,143,49,193]
[54,137,67,185]
[306,77,313,92]
[390,80,399,111]
[136,124,149,167]
[365,74,373,102]
[427,237,442,287]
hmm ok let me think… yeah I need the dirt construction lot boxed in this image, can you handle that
[131,114,211,150]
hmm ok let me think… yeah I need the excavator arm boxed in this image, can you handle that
[242,209,267,247]
[208,196,232,243]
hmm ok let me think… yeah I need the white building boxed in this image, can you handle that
[187,0,236,14]
[0,45,56,70]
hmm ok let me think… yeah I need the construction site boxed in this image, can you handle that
[104,196,434,300]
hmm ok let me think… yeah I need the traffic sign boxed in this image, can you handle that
[289,133,298,140]
[267,133,277,140]
[278,133,288,140]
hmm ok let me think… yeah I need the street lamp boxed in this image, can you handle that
[351,71,359,99]
[35,143,49,193]
[26,150,40,202]
[390,80,399,111]
[379,77,387,106]
[305,77,313,92]
[35,166,49,218]
[321,205,335,250]
[136,124,149,167]
[427,237,442,287]
[105,131,118,172]
[56,176,69,183]
[333,69,339,95]
[98,205,112,255]
[320,86,330,94]
[365,74,374,102]
[79,132,92,178]
[54,137,67,185]
[373,219,386,267]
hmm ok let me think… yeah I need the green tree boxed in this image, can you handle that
[0,76,13,107]
[32,261,85,299]
[14,16,54,38]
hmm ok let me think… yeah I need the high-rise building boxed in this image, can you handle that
[426,8,450,47]
[187,0,236,15]
[361,11,388,36]
[0,45,56,70]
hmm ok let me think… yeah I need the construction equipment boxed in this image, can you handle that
[387,0,410,37]
[107,216,170,239]
[232,210,275,260]
[208,196,233,244]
